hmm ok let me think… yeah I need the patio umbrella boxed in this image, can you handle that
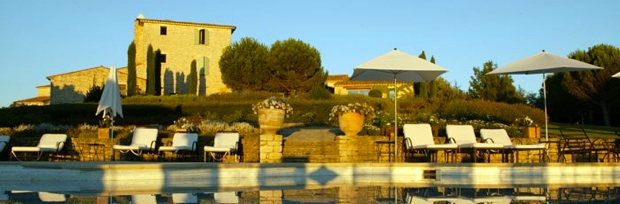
[613,72,620,78]
[350,48,448,161]
[487,50,602,141]
[96,66,124,160]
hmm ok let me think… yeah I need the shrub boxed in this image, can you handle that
[368,89,383,98]
[308,85,332,100]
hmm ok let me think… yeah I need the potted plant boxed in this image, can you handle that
[253,97,293,135]
[515,115,540,138]
[173,117,200,133]
[330,103,375,136]
[98,115,113,139]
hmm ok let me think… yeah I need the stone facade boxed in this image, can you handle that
[47,66,146,104]
[134,16,236,96]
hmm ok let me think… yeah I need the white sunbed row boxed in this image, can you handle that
[5,128,240,162]
[403,124,547,163]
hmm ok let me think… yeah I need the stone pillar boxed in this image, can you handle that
[260,134,283,163]
[336,136,358,163]
[260,190,283,204]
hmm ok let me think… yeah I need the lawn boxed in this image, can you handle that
[546,122,620,139]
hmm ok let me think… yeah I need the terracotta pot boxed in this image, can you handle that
[98,128,110,139]
[523,126,541,138]
[339,112,365,136]
[258,109,285,135]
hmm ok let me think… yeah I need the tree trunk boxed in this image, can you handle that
[601,99,611,126]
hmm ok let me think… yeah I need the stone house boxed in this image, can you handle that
[326,74,413,98]
[46,66,146,104]
[134,14,236,95]
[12,85,51,106]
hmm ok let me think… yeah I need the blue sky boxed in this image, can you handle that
[1,1,618,108]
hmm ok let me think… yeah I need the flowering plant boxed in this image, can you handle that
[99,115,113,128]
[252,97,293,117]
[329,102,375,121]
[173,117,200,132]
[515,115,536,127]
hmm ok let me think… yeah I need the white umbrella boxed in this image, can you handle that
[96,66,124,160]
[487,50,602,141]
[350,48,448,161]
[613,72,620,78]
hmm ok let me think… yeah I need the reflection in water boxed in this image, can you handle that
[2,185,620,203]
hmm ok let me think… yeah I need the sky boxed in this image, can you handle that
[1,1,618,108]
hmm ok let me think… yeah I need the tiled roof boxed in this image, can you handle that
[13,96,50,105]
[137,18,237,33]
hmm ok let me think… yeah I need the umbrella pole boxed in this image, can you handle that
[393,76,398,162]
[543,73,548,141]
[110,116,114,161]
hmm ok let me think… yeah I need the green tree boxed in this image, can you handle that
[127,41,137,96]
[146,45,155,95]
[429,56,438,100]
[189,60,198,95]
[84,85,103,102]
[416,51,429,100]
[219,37,270,92]
[563,44,620,126]
[154,49,162,95]
[268,38,328,95]
[469,60,524,104]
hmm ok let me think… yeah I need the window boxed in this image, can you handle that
[348,89,370,96]
[198,29,206,45]
[160,26,167,35]
[159,54,167,63]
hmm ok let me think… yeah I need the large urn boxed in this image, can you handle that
[258,109,285,135]
[338,112,365,136]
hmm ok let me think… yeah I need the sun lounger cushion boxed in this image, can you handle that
[446,125,504,149]
[204,132,239,153]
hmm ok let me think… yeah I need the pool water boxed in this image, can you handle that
[2,185,619,203]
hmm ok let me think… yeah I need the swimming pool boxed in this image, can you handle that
[1,162,619,203]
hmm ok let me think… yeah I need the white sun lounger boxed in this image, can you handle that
[480,128,547,162]
[113,128,158,157]
[403,124,457,162]
[204,132,239,162]
[446,125,505,163]
[11,134,67,161]
[0,135,10,153]
[158,132,198,160]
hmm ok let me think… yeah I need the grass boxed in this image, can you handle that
[546,122,620,139]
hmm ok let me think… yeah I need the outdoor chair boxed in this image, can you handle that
[403,124,457,162]
[158,132,198,161]
[445,125,505,163]
[113,127,158,158]
[480,129,548,163]
[0,135,10,153]
[204,132,239,162]
[10,134,67,161]
[558,127,610,162]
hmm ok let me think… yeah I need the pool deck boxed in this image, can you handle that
[1,162,619,195]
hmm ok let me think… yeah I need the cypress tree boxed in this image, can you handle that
[189,60,198,95]
[146,45,155,95]
[417,51,429,100]
[429,56,437,100]
[127,41,137,96]
[154,49,162,95]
